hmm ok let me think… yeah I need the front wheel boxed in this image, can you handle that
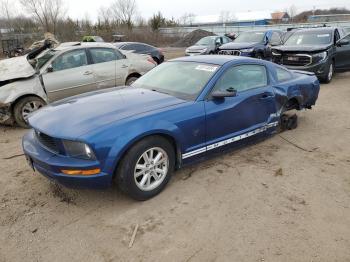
[115,136,175,200]
[13,96,46,128]
[321,61,334,84]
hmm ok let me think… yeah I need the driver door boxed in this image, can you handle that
[42,49,96,101]
[335,34,350,71]
[204,64,278,153]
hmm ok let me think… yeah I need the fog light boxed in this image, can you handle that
[61,168,101,176]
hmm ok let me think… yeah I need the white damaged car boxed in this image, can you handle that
[0,42,157,127]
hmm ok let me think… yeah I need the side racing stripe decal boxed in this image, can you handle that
[182,121,279,160]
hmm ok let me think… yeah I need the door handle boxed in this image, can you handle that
[83,71,93,75]
[259,93,274,100]
[121,65,128,68]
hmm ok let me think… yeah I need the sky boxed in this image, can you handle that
[65,0,350,21]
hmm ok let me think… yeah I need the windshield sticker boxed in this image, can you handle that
[317,34,330,38]
[195,65,218,72]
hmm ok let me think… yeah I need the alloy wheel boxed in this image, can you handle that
[134,147,169,191]
[22,101,44,122]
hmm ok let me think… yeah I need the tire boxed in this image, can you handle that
[152,57,160,65]
[125,76,139,86]
[256,53,263,60]
[115,136,175,201]
[13,96,46,128]
[321,61,334,84]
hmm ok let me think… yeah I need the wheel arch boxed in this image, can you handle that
[11,93,46,113]
[125,72,142,84]
[111,131,182,179]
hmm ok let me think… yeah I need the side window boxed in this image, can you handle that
[276,67,292,82]
[213,65,268,93]
[270,32,282,45]
[115,49,125,60]
[223,37,230,44]
[122,44,137,51]
[215,38,222,45]
[52,49,88,72]
[90,48,117,64]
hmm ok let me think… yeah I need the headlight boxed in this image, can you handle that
[200,48,208,53]
[313,51,327,62]
[62,140,96,160]
[241,48,254,53]
[185,49,190,53]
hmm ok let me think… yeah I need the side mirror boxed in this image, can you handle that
[212,88,237,99]
[47,65,53,73]
[337,39,349,47]
[122,54,127,59]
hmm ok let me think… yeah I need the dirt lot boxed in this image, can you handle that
[0,50,350,262]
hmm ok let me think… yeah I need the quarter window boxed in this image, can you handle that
[90,48,118,64]
[276,67,292,82]
[213,65,268,93]
[52,49,88,72]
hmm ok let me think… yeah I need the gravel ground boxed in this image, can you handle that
[0,51,349,262]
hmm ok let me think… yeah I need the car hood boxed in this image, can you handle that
[0,55,36,82]
[29,87,187,138]
[187,45,210,50]
[219,42,259,50]
[273,44,331,52]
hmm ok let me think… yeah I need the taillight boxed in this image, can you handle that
[147,57,157,65]
[158,48,163,55]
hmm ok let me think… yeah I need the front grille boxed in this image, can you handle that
[281,54,312,66]
[35,130,59,153]
[218,50,241,56]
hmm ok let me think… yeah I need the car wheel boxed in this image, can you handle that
[13,96,46,128]
[152,57,160,65]
[116,136,175,200]
[125,76,139,86]
[322,61,334,84]
[256,53,263,59]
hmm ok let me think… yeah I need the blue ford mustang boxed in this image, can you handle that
[22,56,320,200]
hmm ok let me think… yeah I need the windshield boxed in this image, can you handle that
[284,31,332,46]
[35,49,56,69]
[234,32,265,43]
[132,61,219,100]
[195,37,215,46]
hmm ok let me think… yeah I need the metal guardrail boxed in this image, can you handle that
[159,21,350,36]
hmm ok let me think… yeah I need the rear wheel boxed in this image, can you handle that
[125,76,139,86]
[115,136,175,200]
[13,96,46,128]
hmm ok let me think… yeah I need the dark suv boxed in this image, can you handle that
[272,27,350,83]
[218,30,283,60]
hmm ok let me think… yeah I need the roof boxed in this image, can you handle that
[293,27,336,33]
[271,12,289,20]
[54,42,116,51]
[170,55,258,66]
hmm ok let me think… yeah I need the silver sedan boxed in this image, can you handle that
[0,42,157,127]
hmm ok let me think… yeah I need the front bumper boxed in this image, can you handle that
[274,58,329,78]
[0,103,14,125]
[22,130,113,189]
[218,50,254,57]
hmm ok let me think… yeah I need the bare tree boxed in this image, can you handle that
[109,0,137,29]
[179,13,196,26]
[20,0,66,34]
[219,11,235,24]
[288,5,297,22]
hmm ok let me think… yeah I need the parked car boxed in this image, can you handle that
[0,42,156,128]
[185,36,232,56]
[271,27,350,83]
[23,55,320,200]
[114,42,164,64]
[218,30,283,59]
